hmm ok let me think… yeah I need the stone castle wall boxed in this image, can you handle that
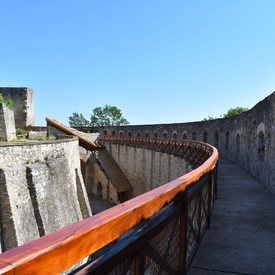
[0,87,34,126]
[79,143,189,204]
[102,144,189,197]
[0,103,16,141]
[95,92,275,194]
[93,160,120,202]
[0,137,91,252]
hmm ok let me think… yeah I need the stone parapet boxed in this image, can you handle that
[0,103,16,141]
[93,91,275,194]
[0,137,92,252]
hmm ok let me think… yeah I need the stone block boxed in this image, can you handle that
[0,167,39,251]
[0,87,34,126]
[0,103,16,141]
[27,157,83,235]
[28,131,47,140]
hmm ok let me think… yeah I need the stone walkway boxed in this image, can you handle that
[89,194,117,215]
[188,159,275,275]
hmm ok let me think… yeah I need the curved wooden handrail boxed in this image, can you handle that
[99,135,213,166]
[0,138,218,274]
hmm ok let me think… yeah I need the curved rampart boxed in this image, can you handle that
[99,135,213,167]
[95,92,275,194]
[100,135,213,197]
[0,138,218,274]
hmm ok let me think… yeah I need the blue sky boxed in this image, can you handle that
[1,1,274,126]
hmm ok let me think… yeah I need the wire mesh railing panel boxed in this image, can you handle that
[186,197,198,259]
[186,181,209,263]
[106,258,133,275]
[143,216,180,275]
[74,203,183,275]
[200,183,209,235]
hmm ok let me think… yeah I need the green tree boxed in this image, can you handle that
[202,116,220,121]
[223,107,248,117]
[90,105,129,127]
[203,106,249,121]
[68,105,129,127]
[68,112,90,127]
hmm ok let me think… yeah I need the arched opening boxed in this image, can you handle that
[225,131,229,151]
[236,134,240,156]
[128,131,132,136]
[214,132,219,148]
[97,182,103,198]
[257,131,265,160]
[137,131,141,137]
[154,132,158,138]
[203,132,207,143]
[163,132,168,138]
[172,132,177,139]
[192,132,196,140]
[267,132,271,150]
[182,133,187,140]
[119,131,123,136]
[145,132,149,137]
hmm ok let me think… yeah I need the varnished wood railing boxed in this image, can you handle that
[99,135,214,167]
[0,137,218,274]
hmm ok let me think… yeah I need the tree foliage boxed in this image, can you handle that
[91,105,129,127]
[68,105,129,127]
[202,116,220,121]
[203,106,249,121]
[223,107,248,117]
[68,112,90,127]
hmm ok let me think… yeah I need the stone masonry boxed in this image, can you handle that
[0,103,16,141]
[0,87,34,126]
[94,91,275,195]
[0,137,91,252]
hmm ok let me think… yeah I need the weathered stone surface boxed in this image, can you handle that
[75,168,91,219]
[0,167,39,251]
[0,87,34,126]
[0,138,92,252]
[95,92,275,194]
[101,144,187,197]
[28,131,47,140]
[26,159,82,235]
[0,103,16,141]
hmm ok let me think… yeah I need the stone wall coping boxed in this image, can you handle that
[0,136,79,148]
